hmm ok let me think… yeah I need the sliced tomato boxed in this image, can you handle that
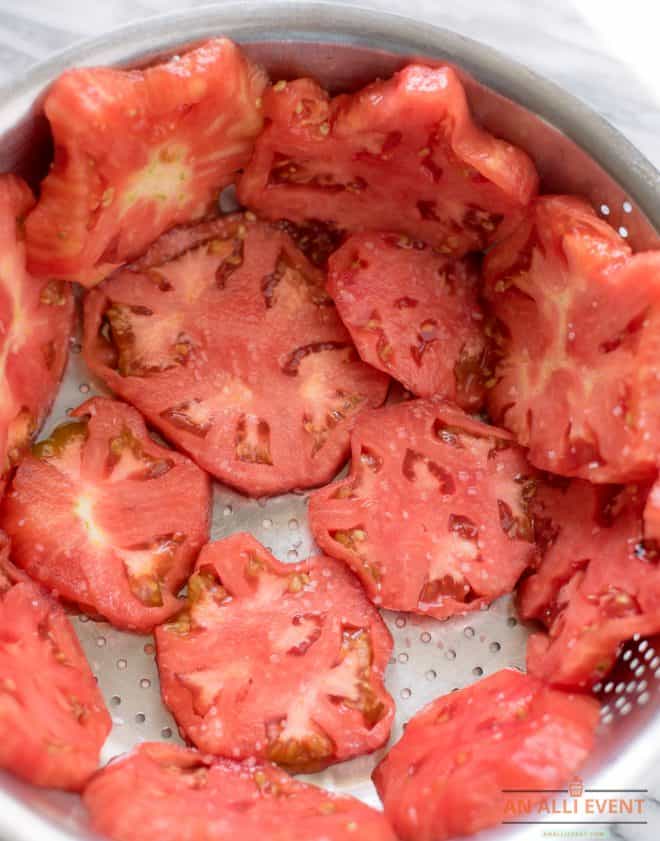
[484,195,660,483]
[84,743,397,841]
[0,535,34,593]
[0,174,73,493]
[0,541,110,790]
[238,65,538,257]
[645,475,660,540]
[518,480,660,687]
[309,398,537,618]
[0,531,25,592]
[272,218,345,268]
[0,532,9,589]
[155,533,394,771]
[0,397,210,631]
[328,232,488,405]
[25,39,267,286]
[373,669,599,841]
[83,213,389,497]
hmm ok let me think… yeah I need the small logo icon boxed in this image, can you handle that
[568,776,584,797]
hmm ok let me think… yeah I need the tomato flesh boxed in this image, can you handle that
[239,66,538,256]
[84,743,397,841]
[309,398,537,618]
[519,480,660,687]
[0,539,110,790]
[83,213,389,497]
[328,232,488,406]
[0,532,9,590]
[373,668,599,841]
[155,533,394,771]
[645,476,660,541]
[25,39,267,285]
[484,195,660,483]
[0,174,73,493]
[0,397,210,631]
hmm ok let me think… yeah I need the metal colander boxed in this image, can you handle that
[0,3,658,840]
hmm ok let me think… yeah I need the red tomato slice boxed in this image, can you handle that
[239,65,538,257]
[518,480,660,687]
[0,532,9,588]
[309,398,537,618]
[155,533,394,771]
[484,195,660,483]
[373,669,599,841]
[84,743,397,841]
[0,397,210,631]
[0,540,110,790]
[328,232,488,406]
[83,213,389,497]
[0,174,73,493]
[645,476,660,540]
[271,218,345,268]
[0,531,28,592]
[25,39,267,286]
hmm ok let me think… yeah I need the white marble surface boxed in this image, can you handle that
[0,0,657,839]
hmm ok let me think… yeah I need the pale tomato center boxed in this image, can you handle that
[120,143,194,217]
[74,492,108,547]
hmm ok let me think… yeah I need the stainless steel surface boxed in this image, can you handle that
[0,3,658,840]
